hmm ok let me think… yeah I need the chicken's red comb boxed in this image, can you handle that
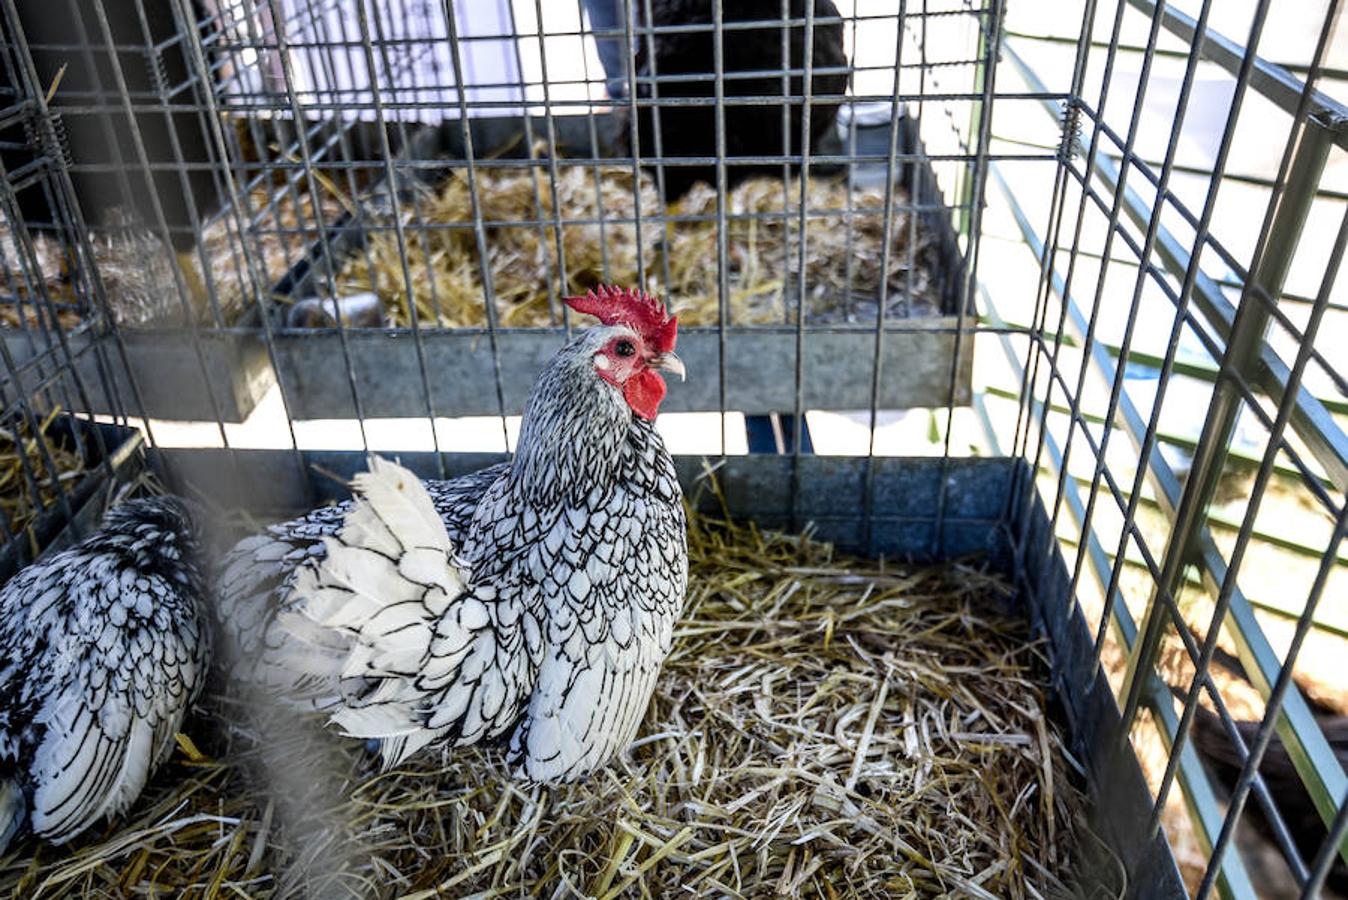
[564,285,677,353]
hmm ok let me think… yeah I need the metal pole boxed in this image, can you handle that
[1119,117,1334,723]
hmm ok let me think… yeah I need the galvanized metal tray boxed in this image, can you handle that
[264,113,973,419]
[3,319,273,424]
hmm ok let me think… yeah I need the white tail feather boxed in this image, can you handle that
[375,730,442,768]
[279,456,471,766]
[351,456,450,553]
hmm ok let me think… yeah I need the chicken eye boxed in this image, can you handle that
[614,339,636,358]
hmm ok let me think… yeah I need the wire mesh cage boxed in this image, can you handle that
[0,0,1345,896]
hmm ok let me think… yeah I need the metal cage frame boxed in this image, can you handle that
[0,0,1345,896]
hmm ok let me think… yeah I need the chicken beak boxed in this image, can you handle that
[650,352,686,381]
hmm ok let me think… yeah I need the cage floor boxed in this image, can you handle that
[0,505,1094,899]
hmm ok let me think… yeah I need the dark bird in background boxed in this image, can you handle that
[0,0,218,316]
[1189,703,1348,895]
[1175,637,1348,895]
[611,0,851,201]
[0,497,211,852]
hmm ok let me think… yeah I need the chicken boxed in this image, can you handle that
[615,0,850,201]
[1189,701,1348,894]
[219,285,689,782]
[0,497,210,853]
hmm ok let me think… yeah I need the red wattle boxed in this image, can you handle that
[623,370,667,420]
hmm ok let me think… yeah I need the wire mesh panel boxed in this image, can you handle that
[0,0,997,427]
[0,7,148,576]
[0,0,1345,896]
[990,0,1348,895]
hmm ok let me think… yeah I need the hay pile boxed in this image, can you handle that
[0,407,86,543]
[3,161,946,332]
[337,166,944,328]
[0,213,194,329]
[0,227,84,331]
[0,507,1095,898]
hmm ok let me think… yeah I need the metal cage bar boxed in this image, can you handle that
[1,0,1345,894]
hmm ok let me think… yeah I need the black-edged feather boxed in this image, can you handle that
[0,497,210,850]
[222,324,689,783]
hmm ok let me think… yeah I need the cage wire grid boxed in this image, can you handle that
[0,0,1345,896]
[990,0,1348,894]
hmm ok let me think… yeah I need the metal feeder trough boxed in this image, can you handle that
[264,113,973,420]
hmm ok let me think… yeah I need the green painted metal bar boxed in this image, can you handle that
[1088,147,1348,493]
[980,384,1336,492]
[1049,470,1348,571]
[1048,530,1348,641]
[1004,28,1348,108]
[1120,110,1348,874]
[957,1,995,238]
[1124,119,1333,577]
[1122,0,1348,151]
[1004,38,1348,495]
[983,384,1348,633]
[977,312,1348,420]
[981,311,1348,420]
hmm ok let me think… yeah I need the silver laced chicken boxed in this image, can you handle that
[219,286,689,783]
[0,497,209,853]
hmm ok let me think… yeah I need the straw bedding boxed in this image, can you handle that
[0,407,87,545]
[2,161,944,332]
[336,166,945,329]
[0,503,1096,899]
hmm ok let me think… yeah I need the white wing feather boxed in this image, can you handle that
[507,490,683,782]
[512,619,670,782]
[27,687,178,844]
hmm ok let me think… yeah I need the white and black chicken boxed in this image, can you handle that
[219,285,689,783]
[0,497,210,853]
